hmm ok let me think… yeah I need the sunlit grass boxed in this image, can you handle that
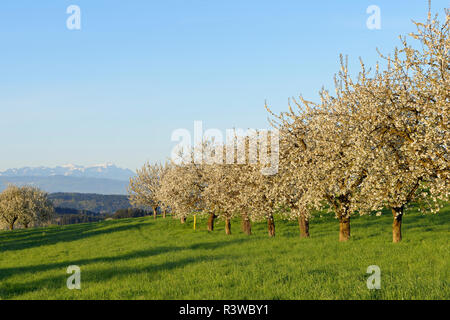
[0,205,448,300]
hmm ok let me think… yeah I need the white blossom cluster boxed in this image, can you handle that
[0,185,54,230]
[128,10,449,241]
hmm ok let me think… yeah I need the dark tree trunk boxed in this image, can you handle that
[180,216,186,224]
[392,207,404,243]
[9,217,17,230]
[241,215,252,235]
[339,216,351,242]
[225,218,231,235]
[24,223,29,229]
[267,215,275,237]
[298,214,310,238]
[207,213,216,231]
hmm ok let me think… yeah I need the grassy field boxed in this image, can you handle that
[0,205,449,300]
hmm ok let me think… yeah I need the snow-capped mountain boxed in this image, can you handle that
[0,163,135,181]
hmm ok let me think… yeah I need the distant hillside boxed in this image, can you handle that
[54,207,99,216]
[0,176,129,194]
[49,193,132,214]
[52,207,108,226]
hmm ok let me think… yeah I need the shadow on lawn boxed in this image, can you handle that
[0,238,251,283]
[0,220,144,252]
[0,254,232,299]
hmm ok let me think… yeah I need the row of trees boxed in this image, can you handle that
[129,10,449,242]
[0,185,54,230]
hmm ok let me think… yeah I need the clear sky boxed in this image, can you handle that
[0,0,448,171]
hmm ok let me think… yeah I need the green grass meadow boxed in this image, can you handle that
[0,206,449,300]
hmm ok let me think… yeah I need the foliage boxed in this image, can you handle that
[112,208,152,219]
[49,193,131,214]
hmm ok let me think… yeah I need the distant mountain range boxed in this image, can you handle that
[0,164,135,194]
[0,163,134,180]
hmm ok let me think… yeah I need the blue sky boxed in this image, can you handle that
[0,0,448,171]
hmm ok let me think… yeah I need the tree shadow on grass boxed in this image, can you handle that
[0,238,251,283]
[0,220,144,252]
[0,254,232,299]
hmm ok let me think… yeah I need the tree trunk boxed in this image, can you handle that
[152,207,157,219]
[207,213,216,231]
[180,216,186,224]
[298,214,310,238]
[339,216,350,242]
[225,218,231,235]
[392,207,404,243]
[163,208,166,219]
[267,215,275,237]
[24,223,29,229]
[241,215,252,235]
[9,217,17,230]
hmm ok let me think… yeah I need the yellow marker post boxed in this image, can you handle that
[193,215,197,231]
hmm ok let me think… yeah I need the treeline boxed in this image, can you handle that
[129,10,449,243]
[49,193,131,214]
[111,208,153,219]
[54,207,99,216]
[52,213,105,225]
[51,207,102,226]
[52,207,153,226]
